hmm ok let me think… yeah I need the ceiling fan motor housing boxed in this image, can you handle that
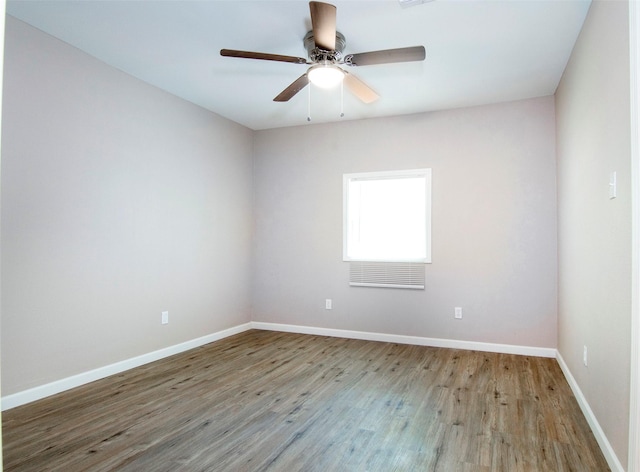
[304,30,346,63]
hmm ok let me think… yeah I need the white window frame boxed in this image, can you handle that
[343,168,432,263]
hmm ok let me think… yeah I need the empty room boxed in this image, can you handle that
[1,0,639,470]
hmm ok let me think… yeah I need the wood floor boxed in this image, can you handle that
[3,330,609,471]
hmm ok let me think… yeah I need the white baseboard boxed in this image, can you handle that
[3,320,620,471]
[1,322,253,411]
[0,321,559,411]
[556,352,624,472]
[259,322,622,469]
[251,321,557,358]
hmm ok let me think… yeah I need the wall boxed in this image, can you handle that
[252,97,558,349]
[555,0,631,468]
[1,17,254,395]
[0,0,7,463]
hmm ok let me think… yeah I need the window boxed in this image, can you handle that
[343,169,431,263]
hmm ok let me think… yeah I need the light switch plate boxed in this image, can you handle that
[609,171,617,199]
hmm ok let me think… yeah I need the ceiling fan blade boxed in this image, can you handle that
[310,1,337,51]
[274,74,310,102]
[345,46,426,67]
[220,49,308,65]
[343,72,379,104]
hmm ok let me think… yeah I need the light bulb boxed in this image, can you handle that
[307,64,344,89]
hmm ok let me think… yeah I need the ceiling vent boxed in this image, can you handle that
[398,0,436,8]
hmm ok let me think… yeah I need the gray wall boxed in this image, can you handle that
[1,17,254,395]
[556,1,632,467]
[252,97,558,349]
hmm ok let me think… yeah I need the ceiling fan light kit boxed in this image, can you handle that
[307,64,344,88]
[220,1,426,111]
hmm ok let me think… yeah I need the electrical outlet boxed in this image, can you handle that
[325,299,332,310]
[454,307,462,319]
[162,311,169,325]
[583,345,588,366]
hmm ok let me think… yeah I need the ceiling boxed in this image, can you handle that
[6,0,591,131]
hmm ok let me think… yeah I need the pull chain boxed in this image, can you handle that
[307,83,311,122]
[340,79,344,118]
[305,82,346,122]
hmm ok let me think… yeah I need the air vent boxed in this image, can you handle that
[349,262,425,289]
[398,0,436,8]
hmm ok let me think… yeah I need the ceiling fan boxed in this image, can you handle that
[220,1,426,104]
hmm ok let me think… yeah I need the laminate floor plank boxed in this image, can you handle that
[3,330,610,471]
